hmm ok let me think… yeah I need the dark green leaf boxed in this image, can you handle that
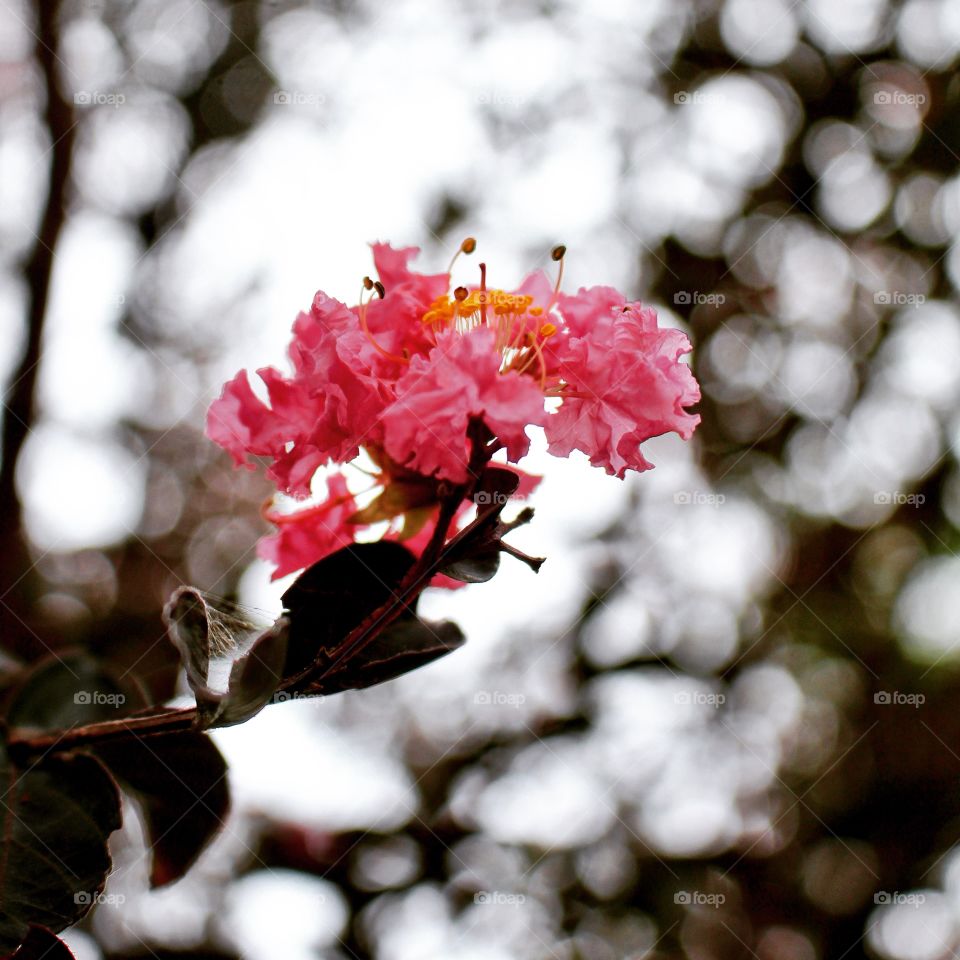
[0,742,121,954]
[93,733,229,888]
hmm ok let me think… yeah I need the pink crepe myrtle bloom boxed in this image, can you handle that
[256,472,359,580]
[207,240,700,579]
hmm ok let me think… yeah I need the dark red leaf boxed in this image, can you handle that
[0,743,121,954]
[93,733,229,888]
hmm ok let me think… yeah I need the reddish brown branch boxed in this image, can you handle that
[7,706,197,755]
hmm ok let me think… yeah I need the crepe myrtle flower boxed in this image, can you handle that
[207,239,700,579]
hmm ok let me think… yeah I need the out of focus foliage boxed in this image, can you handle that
[4,0,960,958]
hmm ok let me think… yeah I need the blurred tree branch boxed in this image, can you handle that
[0,0,74,656]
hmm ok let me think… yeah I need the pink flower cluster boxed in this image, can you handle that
[207,242,700,578]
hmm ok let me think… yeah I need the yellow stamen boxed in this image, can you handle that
[417,254,563,385]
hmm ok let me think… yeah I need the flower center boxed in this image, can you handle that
[424,288,553,338]
[422,286,557,382]
[421,248,567,384]
[357,240,566,387]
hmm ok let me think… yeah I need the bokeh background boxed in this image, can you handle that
[3,0,960,957]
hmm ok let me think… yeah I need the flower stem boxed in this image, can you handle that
[8,706,198,756]
[9,428,509,754]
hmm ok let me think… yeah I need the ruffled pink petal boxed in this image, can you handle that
[258,473,360,580]
[382,329,547,483]
[556,285,626,338]
[206,369,289,467]
[517,269,555,305]
[477,366,548,466]
[370,243,423,289]
[265,445,328,500]
[289,292,395,470]
[546,302,700,478]
[355,293,437,364]
[370,242,449,303]
[289,293,356,373]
